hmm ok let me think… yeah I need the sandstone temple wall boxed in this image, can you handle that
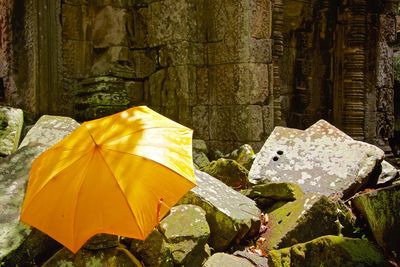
[0,0,399,152]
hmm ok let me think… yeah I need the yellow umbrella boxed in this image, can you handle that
[20,106,196,253]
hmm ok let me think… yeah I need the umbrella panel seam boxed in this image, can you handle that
[96,147,146,239]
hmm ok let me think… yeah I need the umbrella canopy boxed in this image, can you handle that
[20,106,196,253]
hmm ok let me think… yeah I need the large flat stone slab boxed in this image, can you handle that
[352,184,400,259]
[249,120,384,198]
[19,115,80,148]
[0,106,23,156]
[179,170,260,251]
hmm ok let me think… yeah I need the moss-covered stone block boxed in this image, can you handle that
[130,229,174,267]
[83,234,119,250]
[203,253,255,267]
[193,150,210,169]
[244,182,304,208]
[159,204,210,265]
[0,106,23,156]
[202,158,249,189]
[42,246,143,267]
[179,170,260,251]
[264,194,356,249]
[224,144,256,170]
[19,115,80,148]
[352,184,400,258]
[0,145,62,266]
[268,235,386,267]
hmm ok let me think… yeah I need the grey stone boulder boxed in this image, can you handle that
[159,204,210,266]
[193,139,211,169]
[130,229,174,267]
[131,204,210,266]
[179,170,260,251]
[243,182,304,208]
[225,144,256,170]
[83,234,119,250]
[19,115,80,148]
[0,145,61,266]
[209,144,256,171]
[193,150,210,169]
[202,158,249,189]
[377,160,399,186]
[233,251,268,266]
[268,235,386,267]
[262,193,356,249]
[352,184,400,259]
[249,120,384,199]
[203,253,255,267]
[192,139,208,154]
[42,246,142,267]
[1,116,80,266]
[0,106,23,156]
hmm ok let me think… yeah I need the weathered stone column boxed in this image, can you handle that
[202,0,274,152]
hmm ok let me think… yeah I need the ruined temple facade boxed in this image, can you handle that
[0,0,398,152]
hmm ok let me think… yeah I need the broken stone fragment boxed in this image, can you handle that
[0,145,61,266]
[159,204,211,266]
[203,253,255,267]
[352,184,400,259]
[268,235,386,267]
[42,246,142,267]
[262,193,356,249]
[130,229,174,267]
[202,158,249,189]
[243,182,304,208]
[224,144,256,170]
[83,234,119,250]
[19,115,80,148]
[233,251,268,267]
[1,116,80,266]
[193,150,210,169]
[0,106,23,156]
[192,139,208,154]
[179,170,260,251]
[377,160,399,186]
[131,204,210,266]
[249,120,384,199]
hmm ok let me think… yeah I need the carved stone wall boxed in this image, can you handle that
[280,0,399,149]
[0,0,398,152]
[374,1,398,150]
[67,0,275,152]
[0,0,62,117]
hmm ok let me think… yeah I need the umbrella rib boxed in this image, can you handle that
[71,148,97,245]
[96,148,146,239]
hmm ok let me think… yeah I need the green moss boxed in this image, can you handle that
[202,158,249,189]
[352,185,400,258]
[268,235,386,267]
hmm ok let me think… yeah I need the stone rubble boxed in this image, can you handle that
[0,117,399,266]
